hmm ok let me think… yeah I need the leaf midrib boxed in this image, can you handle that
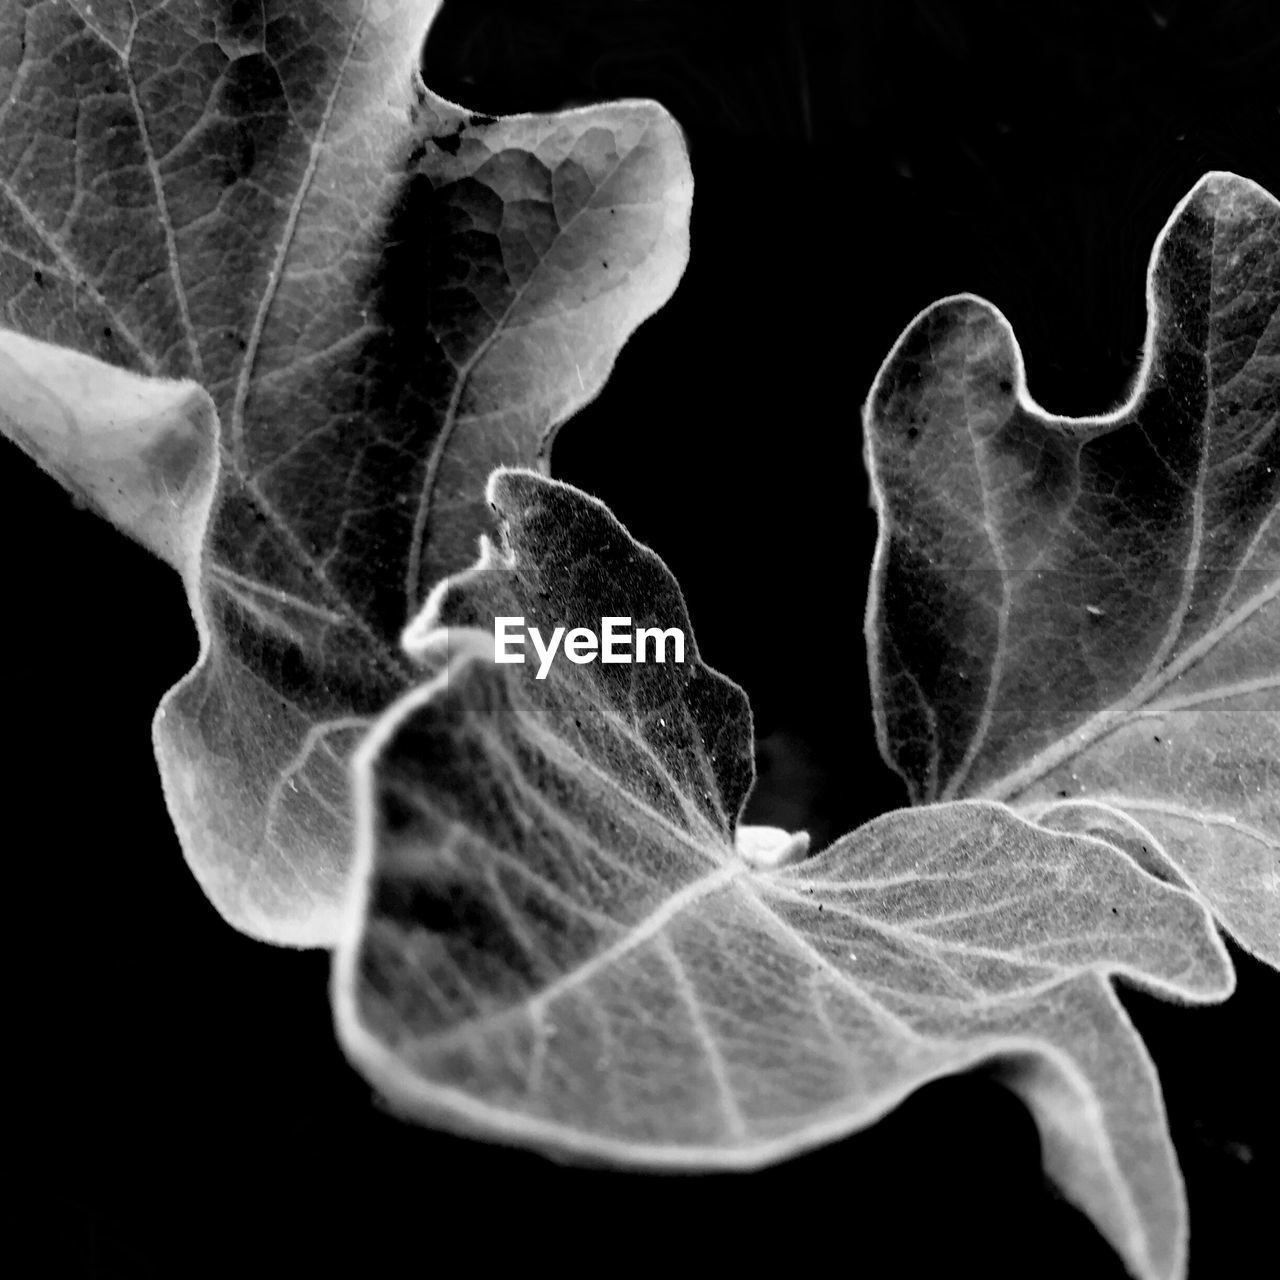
[228,0,372,457]
[942,314,1013,801]
[120,12,204,381]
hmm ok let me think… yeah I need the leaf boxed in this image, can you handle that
[0,0,692,943]
[862,171,1279,965]
[334,470,1233,1280]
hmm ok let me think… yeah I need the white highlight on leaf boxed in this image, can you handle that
[736,824,811,868]
[0,330,217,573]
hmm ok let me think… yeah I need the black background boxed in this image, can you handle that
[10,1,1277,1275]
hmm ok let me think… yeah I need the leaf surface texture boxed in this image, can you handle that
[0,0,692,941]
[863,173,1279,964]
[336,471,1233,1280]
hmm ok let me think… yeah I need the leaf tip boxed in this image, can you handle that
[862,292,1024,469]
[1185,169,1278,217]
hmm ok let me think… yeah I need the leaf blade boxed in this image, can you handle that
[334,473,1232,1280]
[863,171,1279,964]
[1,0,693,942]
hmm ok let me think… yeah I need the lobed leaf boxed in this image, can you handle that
[0,0,692,942]
[863,172,1279,965]
[335,471,1233,1280]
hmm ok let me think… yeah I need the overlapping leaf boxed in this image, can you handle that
[335,470,1233,1280]
[863,172,1279,965]
[0,0,692,942]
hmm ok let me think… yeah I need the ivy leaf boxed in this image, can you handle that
[863,172,1279,966]
[334,470,1233,1280]
[0,0,691,943]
